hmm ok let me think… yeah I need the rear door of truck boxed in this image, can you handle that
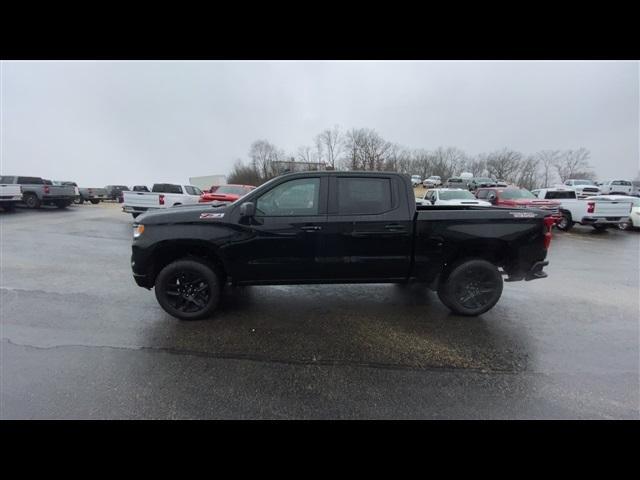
[321,174,413,280]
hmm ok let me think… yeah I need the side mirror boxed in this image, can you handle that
[488,194,497,204]
[239,201,256,217]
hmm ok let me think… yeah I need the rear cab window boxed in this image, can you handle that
[17,177,44,185]
[152,184,183,194]
[544,191,576,199]
[335,177,393,215]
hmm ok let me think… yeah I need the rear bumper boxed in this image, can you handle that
[505,260,549,282]
[580,216,624,224]
[525,260,549,281]
[123,206,157,214]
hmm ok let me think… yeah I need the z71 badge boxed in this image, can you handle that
[200,212,225,219]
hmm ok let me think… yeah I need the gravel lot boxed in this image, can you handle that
[1,202,638,419]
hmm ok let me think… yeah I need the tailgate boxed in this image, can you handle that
[593,200,632,217]
[123,191,162,207]
[47,185,75,197]
[0,184,22,198]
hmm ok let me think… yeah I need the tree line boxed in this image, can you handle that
[227,125,596,190]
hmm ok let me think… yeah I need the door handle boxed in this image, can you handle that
[384,224,406,232]
[299,225,322,231]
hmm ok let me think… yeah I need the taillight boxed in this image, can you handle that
[44,185,50,194]
[587,201,595,214]
[159,194,165,205]
[543,216,555,250]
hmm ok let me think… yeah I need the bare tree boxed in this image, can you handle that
[249,140,283,181]
[343,128,392,171]
[430,147,468,180]
[315,125,344,169]
[465,157,487,177]
[516,156,540,190]
[554,148,594,182]
[484,149,523,183]
[227,159,263,186]
[296,145,316,164]
[535,150,562,187]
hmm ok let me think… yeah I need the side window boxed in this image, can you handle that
[184,186,201,195]
[17,177,43,185]
[476,189,488,199]
[336,177,392,215]
[256,178,320,216]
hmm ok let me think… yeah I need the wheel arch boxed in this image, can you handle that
[147,240,228,286]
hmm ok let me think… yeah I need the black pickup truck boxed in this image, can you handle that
[131,172,553,320]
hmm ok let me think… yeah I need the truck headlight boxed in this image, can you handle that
[133,224,145,239]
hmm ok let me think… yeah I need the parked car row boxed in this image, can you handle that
[0,176,76,210]
[122,183,257,218]
[417,185,637,232]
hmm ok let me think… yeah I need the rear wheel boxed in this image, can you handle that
[89,199,99,204]
[593,224,608,231]
[618,219,632,231]
[154,258,221,320]
[556,212,573,231]
[55,201,71,209]
[76,196,84,204]
[24,193,41,209]
[437,259,503,316]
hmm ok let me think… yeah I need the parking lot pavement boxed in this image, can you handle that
[1,203,639,419]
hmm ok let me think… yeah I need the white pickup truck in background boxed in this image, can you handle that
[122,183,203,218]
[531,187,633,231]
[0,183,23,211]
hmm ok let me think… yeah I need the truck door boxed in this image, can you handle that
[320,175,413,280]
[225,176,328,282]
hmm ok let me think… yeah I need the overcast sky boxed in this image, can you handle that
[1,60,638,187]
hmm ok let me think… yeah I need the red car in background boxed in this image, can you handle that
[199,184,256,203]
[475,187,563,223]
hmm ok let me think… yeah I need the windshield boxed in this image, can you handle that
[215,185,251,195]
[439,190,476,200]
[474,178,494,183]
[572,180,594,186]
[499,189,536,200]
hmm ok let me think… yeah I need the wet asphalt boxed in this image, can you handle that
[1,202,638,419]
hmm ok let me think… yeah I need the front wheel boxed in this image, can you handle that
[437,259,504,316]
[154,258,221,320]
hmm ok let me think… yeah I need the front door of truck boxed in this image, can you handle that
[320,175,413,280]
[225,176,328,282]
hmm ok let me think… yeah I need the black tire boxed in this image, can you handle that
[618,219,631,231]
[556,212,573,231]
[24,193,41,209]
[76,196,84,204]
[55,201,71,209]
[154,258,221,320]
[437,259,503,316]
[89,199,99,204]
[593,224,607,231]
